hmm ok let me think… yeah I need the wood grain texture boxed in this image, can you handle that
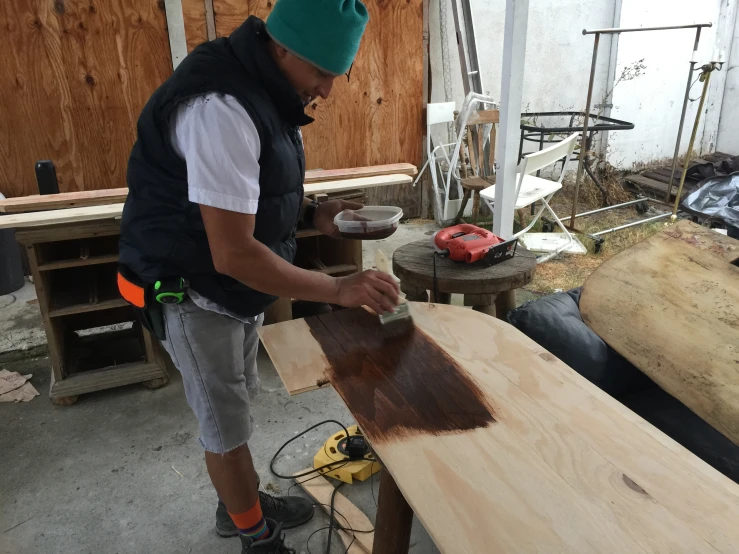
[211,0,425,216]
[304,163,417,184]
[181,0,208,52]
[304,174,412,196]
[0,0,172,198]
[260,302,739,554]
[580,221,739,445]
[393,240,537,294]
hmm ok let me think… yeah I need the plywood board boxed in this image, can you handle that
[304,163,417,184]
[209,0,424,216]
[0,0,172,198]
[181,0,209,52]
[259,303,739,554]
[580,221,739,445]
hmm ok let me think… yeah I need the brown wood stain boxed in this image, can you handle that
[305,308,495,444]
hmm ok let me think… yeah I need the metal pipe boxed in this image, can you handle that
[666,60,698,202]
[665,26,702,202]
[591,212,671,236]
[671,66,713,220]
[570,32,600,230]
[559,197,647,223]
[583,23,712,35]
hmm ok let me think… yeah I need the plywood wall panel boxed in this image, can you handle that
[209,0,424,215]
[0,0,172,198]
[181,0,209,52]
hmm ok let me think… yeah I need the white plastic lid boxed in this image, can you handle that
[333,206,403,233]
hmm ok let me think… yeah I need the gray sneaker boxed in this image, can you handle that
[216,492,314,537]
[240,519,295,554]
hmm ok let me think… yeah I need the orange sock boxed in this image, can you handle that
[229,500,270,541]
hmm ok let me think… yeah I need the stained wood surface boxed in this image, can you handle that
[393,240,537,294]
[580,221,739,445]
[0,165,416,212]
[259,302,739,553]
[0,0,172,198]
[205,0,425,216]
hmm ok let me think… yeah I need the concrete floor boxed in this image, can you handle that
[0,220,536,554]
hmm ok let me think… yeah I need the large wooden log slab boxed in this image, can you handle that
[580,221,739,445]
[259,302,739,554]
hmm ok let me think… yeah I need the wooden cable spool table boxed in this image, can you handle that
[392,239,536,319]
[258,303,739,554]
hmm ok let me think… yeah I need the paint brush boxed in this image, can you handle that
[375,249,414,337]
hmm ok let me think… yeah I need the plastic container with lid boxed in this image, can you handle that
[334,206,403,240]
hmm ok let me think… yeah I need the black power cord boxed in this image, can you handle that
[270,420,377,554]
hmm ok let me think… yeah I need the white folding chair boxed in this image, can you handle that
[413,102,458,224]
[480,133,581,263]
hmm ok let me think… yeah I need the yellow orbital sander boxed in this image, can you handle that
[314,425,382,484]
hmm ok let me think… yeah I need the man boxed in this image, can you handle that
[118,1,400,552]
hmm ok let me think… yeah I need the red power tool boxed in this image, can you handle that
[433,224,514,264]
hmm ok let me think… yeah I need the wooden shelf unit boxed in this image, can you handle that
[15,220,169,404]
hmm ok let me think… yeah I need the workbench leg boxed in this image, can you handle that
[465,293,496,317]
[373,470,414,554]
[430,291,451,304]
[472,191,481,224]
[495,290,517,321]
[400,284,428,303]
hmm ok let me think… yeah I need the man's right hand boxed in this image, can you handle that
[334,270,400,315]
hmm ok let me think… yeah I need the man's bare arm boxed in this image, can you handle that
[199,205,399,313]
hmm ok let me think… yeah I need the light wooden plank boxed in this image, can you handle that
[0,204,124,230]
[304,174,413,196]
[50,362,164,398]
[0,189,128,213]
[260,302,739,554]
[0,170,416,214]
[294,470,374,553]
[304,163,417,184]
[580,220,739,445]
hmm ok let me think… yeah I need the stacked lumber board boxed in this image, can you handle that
[0,164,417,214]
[0,173,414,230]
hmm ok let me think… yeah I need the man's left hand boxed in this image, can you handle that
[314,200,363,238]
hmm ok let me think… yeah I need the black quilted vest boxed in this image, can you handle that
[119,16,312,317]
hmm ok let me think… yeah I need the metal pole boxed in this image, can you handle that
[570,32,600,229]
[583,23,712,35]
[591,212,671,236]
[559,197,647,223]
[665,27,702,202]
[671,65,713,221]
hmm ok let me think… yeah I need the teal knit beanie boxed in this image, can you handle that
[266,0,369,76]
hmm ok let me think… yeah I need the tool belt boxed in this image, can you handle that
[117,266,188,341]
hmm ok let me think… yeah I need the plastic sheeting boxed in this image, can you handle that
[682,172,739,228]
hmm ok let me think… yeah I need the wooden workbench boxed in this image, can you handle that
[259,302,739,554]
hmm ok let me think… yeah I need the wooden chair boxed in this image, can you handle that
[455,109,499,224]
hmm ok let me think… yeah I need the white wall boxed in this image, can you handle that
[609,0,723,167]
[429,0,737,169]
[717,7,739,154]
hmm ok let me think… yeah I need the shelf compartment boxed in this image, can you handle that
[36,235,120,271]
[47,263,126,318]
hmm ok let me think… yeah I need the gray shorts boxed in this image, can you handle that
[159,298,264,453]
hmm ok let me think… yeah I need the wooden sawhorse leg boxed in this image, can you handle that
[373,470,414,554]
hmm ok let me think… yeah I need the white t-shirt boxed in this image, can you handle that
[169,93,264,322]
[170,93,262,214]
